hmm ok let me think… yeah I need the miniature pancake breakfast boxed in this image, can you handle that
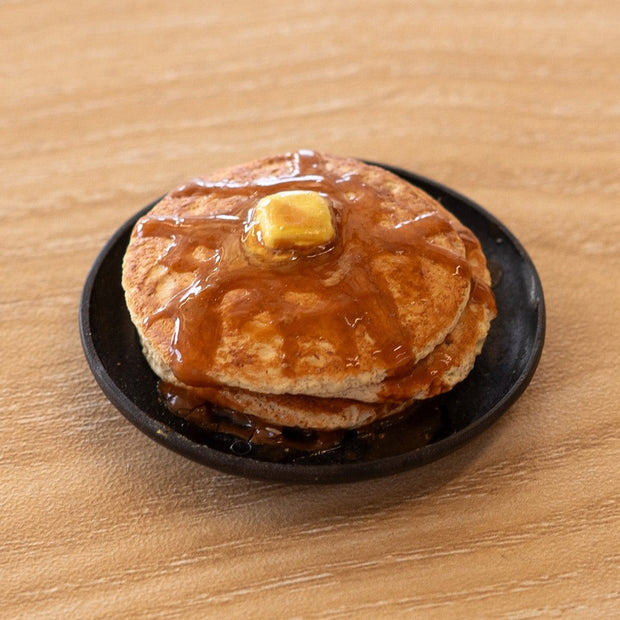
[121,150,496,443]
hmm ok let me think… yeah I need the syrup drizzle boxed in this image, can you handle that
[134,150,493,388]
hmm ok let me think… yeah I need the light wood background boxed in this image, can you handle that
[2,1,619,617]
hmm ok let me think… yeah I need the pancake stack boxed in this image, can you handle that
[122,151,496,431]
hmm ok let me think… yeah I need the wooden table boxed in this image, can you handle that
[2,1,618,617]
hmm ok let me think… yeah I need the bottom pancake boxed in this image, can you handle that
[159,381,411,432]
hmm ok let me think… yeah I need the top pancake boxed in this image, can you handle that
[122,150,475,401]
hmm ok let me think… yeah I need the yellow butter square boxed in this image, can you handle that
[254,190,335,250]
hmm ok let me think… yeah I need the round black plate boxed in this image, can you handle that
[79,164,545,484]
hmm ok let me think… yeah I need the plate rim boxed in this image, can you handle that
[79,165,546,484]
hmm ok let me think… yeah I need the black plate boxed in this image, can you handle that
[79,164,545,484]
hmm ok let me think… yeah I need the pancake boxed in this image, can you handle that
[123,151,474,400]
[122,150,496,431]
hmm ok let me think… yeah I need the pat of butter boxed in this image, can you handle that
[253,190,335,250]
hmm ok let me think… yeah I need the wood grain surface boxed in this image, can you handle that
[1,1,619,617]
